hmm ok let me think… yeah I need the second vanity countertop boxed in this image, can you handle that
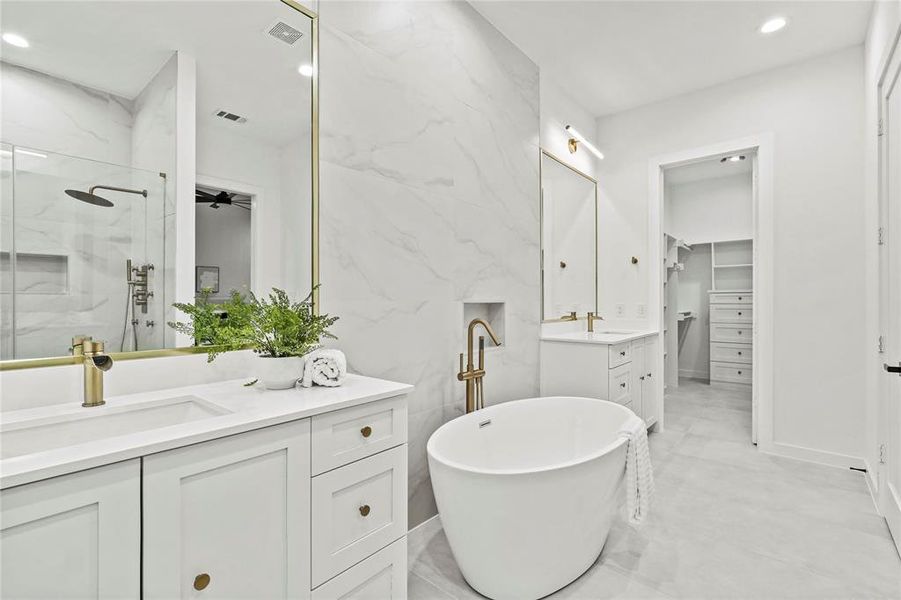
[0,374,412,490]
[540,329,659,345]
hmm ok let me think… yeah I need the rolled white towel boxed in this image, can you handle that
[618,413,655,525]
[300,349,347,388]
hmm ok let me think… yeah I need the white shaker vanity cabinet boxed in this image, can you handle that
[539,331,661,427]
[0,461,141,599]
[0,375,412,600]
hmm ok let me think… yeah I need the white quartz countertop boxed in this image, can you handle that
[0,374,412,489]
[540,330,659,345]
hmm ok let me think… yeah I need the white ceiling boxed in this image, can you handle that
[0,1,312,146]
[664,153,753,185]
[471,1,873,117]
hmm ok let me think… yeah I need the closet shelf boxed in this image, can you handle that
[714,263,753,269]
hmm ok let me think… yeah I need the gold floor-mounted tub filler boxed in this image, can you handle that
[457,318,502,413]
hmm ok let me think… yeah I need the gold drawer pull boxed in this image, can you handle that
[194,573,211,591]
[359,504,371,517]
[361,425,372,438]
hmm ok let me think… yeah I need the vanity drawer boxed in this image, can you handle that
[312,537,407,600]
[710,305,752,323]
[710,342,752,364]
[608,363,632,405]
[608,341,632,368]
[710,323,751,343]
[312,445,407,587]
[710,362,752,384]
[312,396,407,475]
[709,292,752,305]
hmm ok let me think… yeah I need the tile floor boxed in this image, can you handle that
[407,380,901,599]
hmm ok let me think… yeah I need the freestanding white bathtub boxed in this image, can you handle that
[427,396,632,600]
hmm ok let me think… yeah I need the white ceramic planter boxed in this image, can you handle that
[255,355,304,390]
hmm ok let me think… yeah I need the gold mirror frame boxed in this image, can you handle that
[539,148,599,323]
[0,0,319,372]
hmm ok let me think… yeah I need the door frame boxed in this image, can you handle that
[876,18,901,555]
[195,173,263,297]
[648,133,775,448]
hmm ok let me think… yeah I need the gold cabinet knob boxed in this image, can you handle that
[359,504,371,517]
[194,573,211,591]
[360,425,372,438]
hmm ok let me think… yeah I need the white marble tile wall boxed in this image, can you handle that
[318,0,541,527]
[0,62,133,165]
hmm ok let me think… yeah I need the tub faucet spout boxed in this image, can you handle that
[457,318,502,413]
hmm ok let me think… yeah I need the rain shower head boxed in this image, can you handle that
[66,185,148,208]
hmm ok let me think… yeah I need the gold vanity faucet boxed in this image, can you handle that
[587,312,604,332]
[457,318,502,414]
[561,311,578,321]
[72,336,113,407]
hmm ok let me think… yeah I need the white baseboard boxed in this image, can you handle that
[407,514,440,536]
[760,441,865,471]
[678,368,709,380]
[863,460,881,514]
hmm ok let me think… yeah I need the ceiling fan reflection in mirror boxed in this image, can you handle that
[195,187,251,210]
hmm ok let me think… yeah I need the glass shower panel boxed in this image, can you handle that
[7,147,165,359]
[1,143,13,359]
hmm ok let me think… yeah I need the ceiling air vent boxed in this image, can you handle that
[213,109,247,124]
[265,19,304,46]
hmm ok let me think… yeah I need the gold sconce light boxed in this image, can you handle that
[565,125,605,160]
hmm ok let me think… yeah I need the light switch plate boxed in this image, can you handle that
[615,303,626,318]
[636,304,647,318]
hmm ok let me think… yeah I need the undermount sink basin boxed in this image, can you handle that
[1,396,232,460]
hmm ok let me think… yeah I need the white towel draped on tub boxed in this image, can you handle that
[619,413,655,525]
[300,349,347,388]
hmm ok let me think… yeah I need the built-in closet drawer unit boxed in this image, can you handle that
[312,537,407,600]
[710,305,753,324]
[608,363,632,406]
[709,292,752,305]
[710,323,751,343]
[311,396,407,475]
[311,445,407,587]
[710,362,752,384]
[608,341,632,368]
[710,342,752,364]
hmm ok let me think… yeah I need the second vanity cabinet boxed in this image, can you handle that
[540,334,660,427]
[1,391,410,600]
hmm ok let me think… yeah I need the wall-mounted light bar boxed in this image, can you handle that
[565,125,604,160]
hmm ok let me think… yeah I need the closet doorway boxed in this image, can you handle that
[649,136,774,446]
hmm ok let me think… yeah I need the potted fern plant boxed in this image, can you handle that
[169,287,338,389]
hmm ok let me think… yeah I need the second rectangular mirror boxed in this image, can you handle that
[540,150,598,321]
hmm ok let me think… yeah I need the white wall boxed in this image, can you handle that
[195,203,251,301]
[864,0,901,486]
[596,46,867,462]
[666,173,753,244]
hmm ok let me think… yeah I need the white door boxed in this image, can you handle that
[0,460,141,599]
[878,32,901,556]
[143,421,312,599]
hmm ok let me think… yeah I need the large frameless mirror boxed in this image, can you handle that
[540,150,598,322]
[0,0,318,366]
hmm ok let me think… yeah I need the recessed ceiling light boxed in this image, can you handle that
[298,64,314,77]
[759,17,787,34]
[720,155,746,163]
[2,32,29,48]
